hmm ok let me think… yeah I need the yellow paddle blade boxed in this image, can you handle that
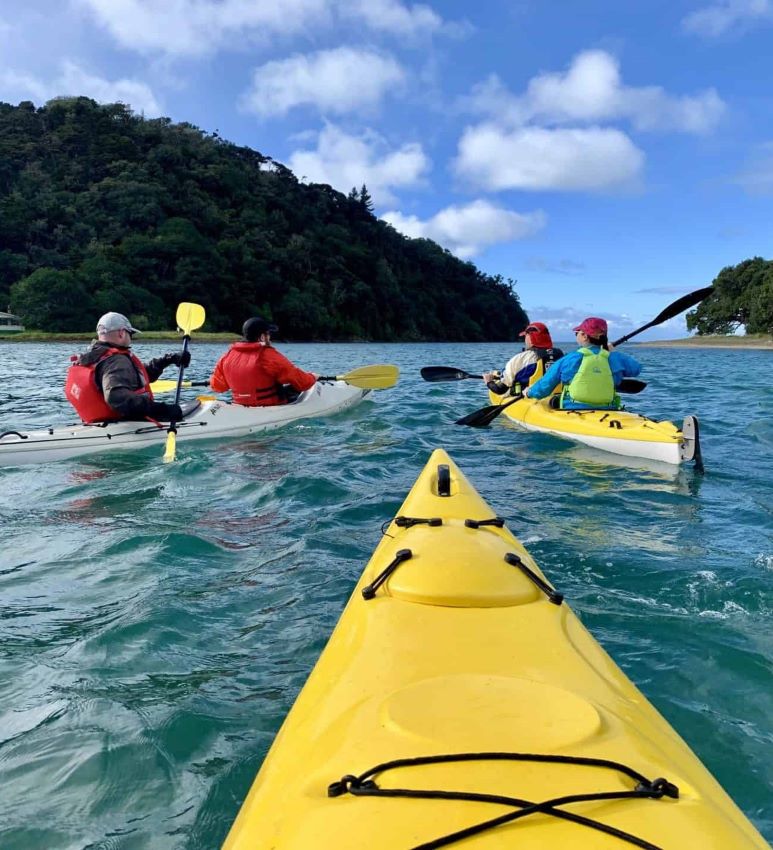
[176,302,206,335]
[151,379,192,393]
[335,364,399,390]
[163,430,177,463]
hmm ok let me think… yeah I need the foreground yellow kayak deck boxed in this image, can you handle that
[223,449,766,849]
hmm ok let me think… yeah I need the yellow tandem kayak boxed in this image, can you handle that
[223,449,765,849]
[487,391,702,466]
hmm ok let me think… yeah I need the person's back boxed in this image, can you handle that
[524,317,641,410]
[209,317,317,406]
[483,322,560,395]
[65,312,187,423]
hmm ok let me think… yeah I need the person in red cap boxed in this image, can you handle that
[209,317,317,406]
[483,322,564,396]
[523,316,641,410]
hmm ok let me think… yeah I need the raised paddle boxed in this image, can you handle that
[611,285,714,346]
[163,302,206,463]
[456,286,713,428]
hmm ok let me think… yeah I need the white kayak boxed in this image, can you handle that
[0,381,371,467]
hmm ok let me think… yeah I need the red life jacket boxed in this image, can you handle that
[65,348,153,423]
[216,343,284,406]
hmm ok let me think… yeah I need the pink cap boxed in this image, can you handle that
[573,317,608,337]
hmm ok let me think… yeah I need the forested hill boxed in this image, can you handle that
[0,97,528,340]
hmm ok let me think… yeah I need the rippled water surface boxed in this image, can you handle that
[1,341,771,848]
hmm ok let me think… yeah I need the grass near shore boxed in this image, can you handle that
[636,334,773,349]
[0,331,240,343]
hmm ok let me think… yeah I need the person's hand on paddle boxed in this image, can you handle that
[149,401,184,421]
[482,371,495,384]
[163,350,191,369]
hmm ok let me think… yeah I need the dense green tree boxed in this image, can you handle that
[686,257,773,335]
[0,97,529,339]
[10,268,95,331]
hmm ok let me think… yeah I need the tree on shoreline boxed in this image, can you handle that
[686,257,773,335]
[1,97,528,339]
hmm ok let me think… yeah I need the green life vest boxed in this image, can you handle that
[562,347,619,408]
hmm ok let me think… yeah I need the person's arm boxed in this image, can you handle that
[144,351,190,383]
[501,351,532,387]
[209,353,230,393]
[98,357,182,420]
[266,349,317,391]
[610,351,642,385]
[523,355,569,399]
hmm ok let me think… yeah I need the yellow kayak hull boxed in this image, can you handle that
[488,392,697,465]
[223,449,764,849]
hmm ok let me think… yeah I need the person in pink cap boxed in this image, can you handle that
[523,316,641,410]
[482,321,564,396]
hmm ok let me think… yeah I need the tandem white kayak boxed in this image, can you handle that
[0,381,372,467]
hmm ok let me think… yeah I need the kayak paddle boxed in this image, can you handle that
[456,393,524,427]
[420,366,482,382]
[318,364,399,390]
[611,285,714,346]
[163,302,206,463]
[152,365,399,396]
[457,287,712,428]
[151,379,210,393]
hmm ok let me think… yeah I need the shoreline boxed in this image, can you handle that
[634,335,772,350]
[2,333,772,349]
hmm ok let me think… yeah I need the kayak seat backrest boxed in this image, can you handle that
[181,399,202,418]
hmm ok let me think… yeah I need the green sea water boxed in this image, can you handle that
[1,341,771,849]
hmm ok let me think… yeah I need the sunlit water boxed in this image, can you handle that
[1,341,771,848]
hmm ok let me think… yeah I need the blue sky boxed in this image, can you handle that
[1,0,771,339]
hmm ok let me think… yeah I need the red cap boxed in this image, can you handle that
[573,317,608,337]
[519,321,553,349]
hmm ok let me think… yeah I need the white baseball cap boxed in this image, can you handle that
[96,312,141,335]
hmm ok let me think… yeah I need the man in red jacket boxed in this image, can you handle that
[209,317,317,406]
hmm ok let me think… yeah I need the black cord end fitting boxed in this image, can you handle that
[361,585,375,600]
[637,777,679,799]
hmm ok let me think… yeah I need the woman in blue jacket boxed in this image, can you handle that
[523,317,641,410]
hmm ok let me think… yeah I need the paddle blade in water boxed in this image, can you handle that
[456,395,522,427]
[163,430,177,463]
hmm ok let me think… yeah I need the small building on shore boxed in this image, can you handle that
[0,312,24,334]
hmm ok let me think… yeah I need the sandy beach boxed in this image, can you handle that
[637,334,773,350]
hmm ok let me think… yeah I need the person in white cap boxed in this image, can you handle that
[64,312,191,423]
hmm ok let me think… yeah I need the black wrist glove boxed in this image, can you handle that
[165,351,191,368]
[148,401,183,421]
[486,380,509,395]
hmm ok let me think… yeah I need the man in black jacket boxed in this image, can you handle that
[66,312,189,422]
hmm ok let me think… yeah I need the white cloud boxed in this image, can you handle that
[0,60,162,115]
[382,200,546,258]
[77,0,447,57]
[240,47,405,117]
[468,50,725,134]
[732,141,773,195]
[682,0,773,37]
[287,123,429,205]
[345,0,443,36]
[454,124,644,192]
